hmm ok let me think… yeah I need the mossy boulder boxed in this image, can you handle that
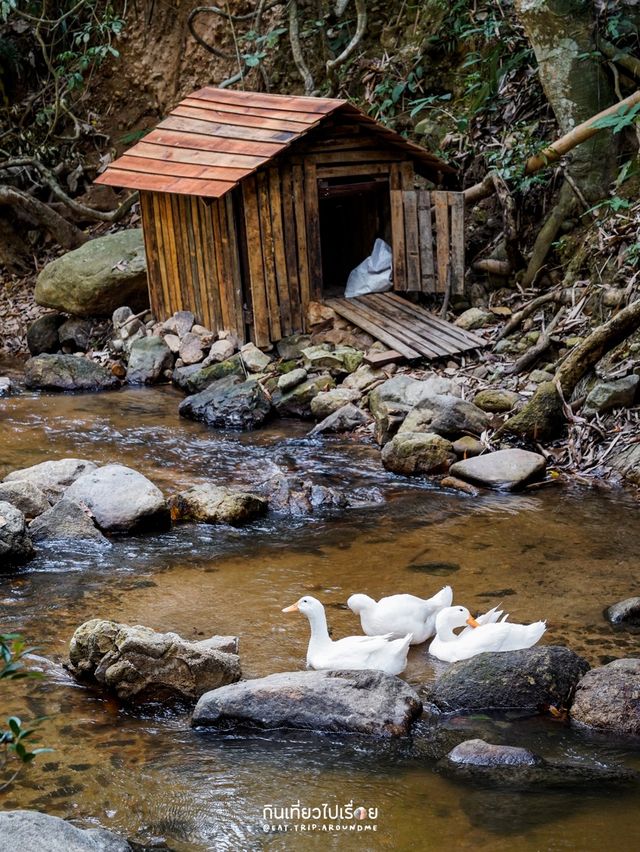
[381,432,455,476]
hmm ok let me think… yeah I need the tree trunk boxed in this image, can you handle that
[513,0,617,201]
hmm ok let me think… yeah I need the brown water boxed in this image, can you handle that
[1,380,640,851]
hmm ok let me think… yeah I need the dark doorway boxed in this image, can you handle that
[318,176,392,298]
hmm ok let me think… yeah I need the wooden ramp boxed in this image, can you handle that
[326,293,487,361]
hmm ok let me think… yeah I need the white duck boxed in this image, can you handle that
[429,605,546,663]
[347,586,453,645]
[283,595,412,676]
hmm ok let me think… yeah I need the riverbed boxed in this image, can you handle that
[1,380,639,851]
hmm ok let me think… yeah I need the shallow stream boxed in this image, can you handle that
[1,375,639,850]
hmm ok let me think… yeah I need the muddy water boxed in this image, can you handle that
[1,383,640,851]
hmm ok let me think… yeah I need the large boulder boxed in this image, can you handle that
[439,738,635,789]
[3,458,97,502]
[262,472,349,515]
[449,448,547,491]
[381,432,455,476]
[64,464,170,533]
[398,395,490,439]
[0,501,34,566]
[428,646,589,712]
[309,403,372,436]
[368,375,460,444]
[192,669,422,736]
[0,481,50,519]
[584,375,639,415]
[29,498,109,545]
[179,375,272,431]
[35,229,148,317]
[173,356,243,394]
[571,658,640,736]
[126,336,173,385]
[24,354,119,393]
[26,313,64,355]
[0,810,131,852]
[170,484,267,526]
[605,597,640,631]
[273,373,335,419]
[473,388,521,413]
[68,618,240,704]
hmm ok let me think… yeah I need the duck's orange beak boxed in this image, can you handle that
[466,615,480,628]
[282,602,299,613]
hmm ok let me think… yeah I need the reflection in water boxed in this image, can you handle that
[1,385,640,850]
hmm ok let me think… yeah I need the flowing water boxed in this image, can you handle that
[1,374,640,851]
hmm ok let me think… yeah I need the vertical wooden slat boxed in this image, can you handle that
[226,193,245,342]
[200,200,223,332]
[389,162,402,191]
[153,193,174,317]
[449,191,465,295]
[417,190,435,294]
[242,176,270,346]
[434,191,450,295]
[210,200,231,330]
[190,197,213,330]
[303,161,322,300]
[256,170,282,340]
[390,189,406,292]
[163,194,181,315]
[403,189,421,291]
[281,164,302,332]
[268,166,293,335]
[183,196,205,325]
[216,198,236,332]
[400,161,414,190]
[139,192,163,320]
[292,163,311,329]
[170,194,191,314]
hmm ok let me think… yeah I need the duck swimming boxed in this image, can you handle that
[283,595,412,676]
[347,586,453,645]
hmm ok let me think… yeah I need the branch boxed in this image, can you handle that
[289,0,316,96]
[597,38,640,81]
[326,0,368,93]
[506,307,565,375]
[0,185,86,249]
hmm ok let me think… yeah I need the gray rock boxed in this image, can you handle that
[452,436,485,458]
[179,375,272,431]
[0,501,34,566]
[207,339,235,363]
[342,364,387,393]
[0,377,11,397]
[309,403,372,435]
[381,432,455,476]
[571,658,640,736]
[192,669,422,736]
[173,356,243,394]
[530,369,555,383]
[277,367,307,393]
[0,481,50,519]
[126,336,173,384]
[428,646,589,713]
[440,738,636,788]
[276,333,311,360]
[26,313,64,355]
[179,332,205,365]
[35,229,148,317]
[112,306,143,343]
[0,810,131,852]
[64,464,170,533]
[454,308,494,330]
[68,619,240,704]
[240,342,272,373]
[610,443,640,486]
[273,373,335,419]
[310,387,362,419]
[605,597,640,631]
[163,333,181,354]
[584,375,640,415]
[161,310,195,338]
[473,388,520,413]
[170,484,267,526]
[4,458,98,502]
[398,395,490,439]
[24,354,119,392]
[368,375,460,444]
[301,344,363,374]
[450,448,546,491]
[262,473,349,515]
[29,498,109,545]
[58,317,93,353]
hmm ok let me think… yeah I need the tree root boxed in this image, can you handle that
[506,307,566,375]
[521,182,575,288]
[0,185,86,249]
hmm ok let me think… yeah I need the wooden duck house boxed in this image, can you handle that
[97,88,473,355]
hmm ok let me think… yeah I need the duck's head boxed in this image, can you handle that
[436,605,480,632]
[346,593,375,614]
[282,595,323,617]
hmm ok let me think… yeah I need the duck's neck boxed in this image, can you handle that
[305,607,332,654]
[437,622,459,642]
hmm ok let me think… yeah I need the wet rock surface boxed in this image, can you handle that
[68,618,241,704]
[473,388,520,413]
[261,472,349,514]
[170,484,267,526]
[309,403,371,435]
[428,646,590,712]
[179,375,272,431]
[24,354,119,392]
[0,481,50,519]
[0,810,131,852]
[571,658,640,736]
[172,357,242,394]
[0,500,34,566]
[310,387,362,419]
[584,375,639,415]
[3,458,98,502]
[64,464,170,533]
[192,669,423,736]
[381,432,455,475]
[272,373,335,419]
[29,498,109,545]
[450,448,547,491]
[605,597,640,631]
[126,336,173,384]
[26,313,64,355]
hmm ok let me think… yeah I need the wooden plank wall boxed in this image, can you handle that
[390,188,465,296]
[139,190,246,341]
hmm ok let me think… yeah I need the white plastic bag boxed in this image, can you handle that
[345,238,393,298]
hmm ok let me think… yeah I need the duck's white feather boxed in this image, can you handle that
[347,585,453,645]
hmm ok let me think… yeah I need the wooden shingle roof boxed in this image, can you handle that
[96,87,453,198]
